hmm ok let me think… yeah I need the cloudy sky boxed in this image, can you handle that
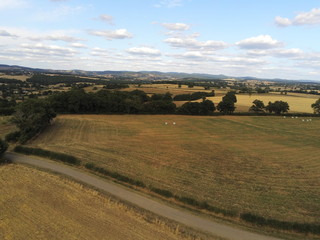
[1,0,320,80]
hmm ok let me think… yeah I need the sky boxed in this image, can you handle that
[1,0,320,80]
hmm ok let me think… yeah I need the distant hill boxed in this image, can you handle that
[0,64,319,83]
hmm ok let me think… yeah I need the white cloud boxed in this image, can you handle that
[236,35,283,49]
[273,48,304,58]
[0,0,26,9]
[154,0,183,8]
[89,29,133,40]
[44,34,81,42]
[294,8,320,25]
[162,23,190,31]
[247,48,304,59]
[0,30,17,37]
[70,43,87,48]
[127,47,161,56]
[275,16,292,27]
[20,43,78,56]
[164,36,228,51]
[96,14,114,25]
[275,8,320,27]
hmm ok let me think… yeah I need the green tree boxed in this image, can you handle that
[178,99,215,115]
[11,99,56,143]
[223,91,237,103]
[217,100,235,114]
[266,101,289,114]
[311,98,320,114]
[217,92,237,114]
[249,99,265,113]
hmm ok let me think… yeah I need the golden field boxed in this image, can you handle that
[28,114,320,224]
[0,164,206,240]
[125,84,319,113]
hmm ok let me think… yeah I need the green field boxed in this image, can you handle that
[28,114,320,225]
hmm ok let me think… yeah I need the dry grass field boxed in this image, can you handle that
[125,84,319,113]
[0,164,206,240]
[0,74,29,81]
[221,93,318,113]
[29,114,320,225]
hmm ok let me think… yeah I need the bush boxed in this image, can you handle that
[13,146,81,165]
[150,187,174,198]
[0,139,9,164]
[85,163,146,188]
[240,213,320,234]
[5,131,21,142]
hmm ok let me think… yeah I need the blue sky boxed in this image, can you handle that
[1,0,320,80]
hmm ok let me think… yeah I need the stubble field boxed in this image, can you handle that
[0,164,200,240]
[28,114,320,225]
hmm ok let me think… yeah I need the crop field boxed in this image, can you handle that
[0,164,198,240]
[126,84,319,113]
[0,116,16,138]
[29,114,320,225]
[219,93,318,113]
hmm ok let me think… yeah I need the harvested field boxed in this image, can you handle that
[0,164,201,240]
[29,114,320,225]
[125,84,318,113]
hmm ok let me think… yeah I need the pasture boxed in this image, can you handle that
[29,114,320,225]
[0,164,199,240]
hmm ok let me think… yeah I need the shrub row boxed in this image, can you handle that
[240,213,320,234]
[84,162,146,188]
[175,195,237,217]
[14,146,81,165]
[5,131,21,142]
[85,162,236,217]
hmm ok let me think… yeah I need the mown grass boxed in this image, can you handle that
[28,114,320,226]
[0,164,209,240]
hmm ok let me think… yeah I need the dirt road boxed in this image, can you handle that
[5,152,283,240]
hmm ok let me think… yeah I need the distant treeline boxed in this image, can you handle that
[285,90,320,95]
[27,74,109,85]
[0,98,16,115]
[173,91,215,101]
[48,89,216,115]
[0,78,22,84]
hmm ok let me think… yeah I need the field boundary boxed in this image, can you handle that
[12,146,320,236]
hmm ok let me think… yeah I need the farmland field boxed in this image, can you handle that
[29,114,320,225]
[0,164,199,240]
[126,84,319,113]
